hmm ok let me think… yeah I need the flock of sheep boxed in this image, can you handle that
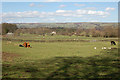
[94,47,112,50]
[94,41,117,50]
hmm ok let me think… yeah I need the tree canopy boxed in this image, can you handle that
[2,23,18,35]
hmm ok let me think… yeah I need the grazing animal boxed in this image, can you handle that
[111,41,116,45]
[23,42,27,47]
[19,44,24,47]
[94,47,96,49]
[103,47,106,49]
[108,47,111,49]
[22,42,32,48]
[27,42,31,48]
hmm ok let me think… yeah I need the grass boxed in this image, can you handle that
[3,34,118,41]
[2,41,117,60]
[2,36,119,79]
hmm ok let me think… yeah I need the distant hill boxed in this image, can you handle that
[14,22,118,29]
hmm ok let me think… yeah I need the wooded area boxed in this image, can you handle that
[2,23,118,38]
[2,23,18,35]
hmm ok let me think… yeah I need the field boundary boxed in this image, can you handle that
[2,38,118,42]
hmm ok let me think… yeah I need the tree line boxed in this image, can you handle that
[1,23,118,38]
[2,23,18,35]
[15,26,118,38]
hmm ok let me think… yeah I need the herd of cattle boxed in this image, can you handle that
[19,42,32,48]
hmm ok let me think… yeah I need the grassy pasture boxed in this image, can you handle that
[2,41,116,60]
[2,36,119,79]
[3,34,118,41]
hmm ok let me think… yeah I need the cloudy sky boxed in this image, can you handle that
[1,0,120,2]
[2,2,118,23]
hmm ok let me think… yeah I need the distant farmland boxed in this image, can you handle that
[15,22,118,28]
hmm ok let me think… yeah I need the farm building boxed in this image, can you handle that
[6,32,14,36]
[51,31,56,35]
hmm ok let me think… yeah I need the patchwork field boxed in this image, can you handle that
[2,36,119,79]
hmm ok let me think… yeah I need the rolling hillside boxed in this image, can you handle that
[15,22,118,29]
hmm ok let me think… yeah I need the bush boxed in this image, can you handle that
[2,23,18,35]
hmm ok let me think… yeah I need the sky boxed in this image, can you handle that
[1,0,120,2]
[1,2,118,23]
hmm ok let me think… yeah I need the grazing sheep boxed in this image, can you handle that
[51,31,56,36]
[94,47,96,49]
[103,47,106,49]
[108,47,111,49]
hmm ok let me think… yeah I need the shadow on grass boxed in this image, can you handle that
[2,49,120,79]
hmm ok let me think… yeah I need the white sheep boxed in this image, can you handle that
[103,47,106,49]
[94,47,96,49]
[108,47,111,49]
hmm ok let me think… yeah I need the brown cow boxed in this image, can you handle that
[23,42,27,47]
[27,42,31,48]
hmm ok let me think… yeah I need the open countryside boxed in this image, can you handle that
[2,22,119,79]
[1,2,119,79]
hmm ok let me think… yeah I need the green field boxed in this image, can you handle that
[2,36,119,79]
[3,34,118,41]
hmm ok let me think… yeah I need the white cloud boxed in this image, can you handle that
[59,5,66,8]
[29,3,35,7]
[105,7,115,11]
[74,4,85,7]
[84,7,96,10]
[49,18,55,21]
[29,3,44,7]
[76,9,109,16]
[2,9,110,23]
[90,20,99,22]
[56,10,66,13]
[2,11,42,18]
[56,10,72,13]
[3,10,109,18]
[42,18,56,22]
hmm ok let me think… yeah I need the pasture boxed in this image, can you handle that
[2,35,119,79]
